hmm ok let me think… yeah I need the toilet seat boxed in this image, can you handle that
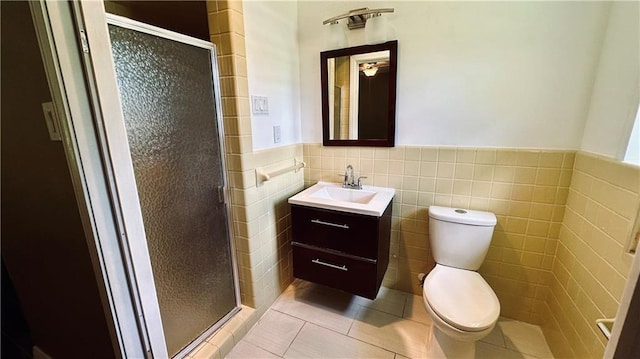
[423,264,500,332]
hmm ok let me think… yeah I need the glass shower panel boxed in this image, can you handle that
[108,25,236,357]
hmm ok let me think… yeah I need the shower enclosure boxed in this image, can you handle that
[105,17,239,357]
[31,2,239,357]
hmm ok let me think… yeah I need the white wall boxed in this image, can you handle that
[625,110,639,165]
[244,0,301,151]
[298,1,610,148]
[580,1,640,160]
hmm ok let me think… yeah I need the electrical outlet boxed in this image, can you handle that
[273,125,281,143]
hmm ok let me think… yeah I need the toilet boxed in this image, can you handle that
[423,206,500,358]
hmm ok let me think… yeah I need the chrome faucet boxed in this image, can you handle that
[344,165,354,187]
[343,165,367,189]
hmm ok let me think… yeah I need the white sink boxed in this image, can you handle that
[309,186,378,204]
[288,181,395,217]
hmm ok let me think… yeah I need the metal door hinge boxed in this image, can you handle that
[79,29,89,53]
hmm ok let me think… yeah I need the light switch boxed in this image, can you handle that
[252,95,269,115]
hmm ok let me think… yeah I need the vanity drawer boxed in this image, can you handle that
[292,244,379,299]
[291,205,378,259]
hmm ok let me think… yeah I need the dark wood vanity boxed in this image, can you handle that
[290,202,392,299]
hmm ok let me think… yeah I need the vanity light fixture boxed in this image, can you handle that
[363,67,378,77]
[322,7,394,30]
[362,63,378,77]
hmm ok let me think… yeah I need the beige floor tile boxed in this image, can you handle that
[226,340,281,359]
[402,295,432,325]
[499,318,554,358]
[239,280,552,359]
[285,279,313,292]
[349,307,430,358]
[284,322,395,359]
[244,310,304,356]
[479,321,505,347]
[352,286,409,317]
[475,342,539,359]
[271,282,360,334]
[425,328,483,359]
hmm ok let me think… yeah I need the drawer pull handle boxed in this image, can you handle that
[312,259,348,271]
[311,219,349,229]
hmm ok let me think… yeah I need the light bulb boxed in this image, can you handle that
[325,21,347,49]
[365,13,387,45]
[363,67,378,77]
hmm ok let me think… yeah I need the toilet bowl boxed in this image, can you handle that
[423,264,499,342]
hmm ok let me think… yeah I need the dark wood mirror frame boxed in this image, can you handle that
[321,40,398,147]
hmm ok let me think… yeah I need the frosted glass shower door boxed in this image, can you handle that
[106,20,237,357]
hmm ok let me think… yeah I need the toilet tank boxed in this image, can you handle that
[428,206,497,270]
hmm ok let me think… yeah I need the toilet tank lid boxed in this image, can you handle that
[428,206,497,226]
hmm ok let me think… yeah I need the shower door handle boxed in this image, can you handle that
[217,186,225,203]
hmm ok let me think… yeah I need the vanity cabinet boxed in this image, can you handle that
[290,202,392,299]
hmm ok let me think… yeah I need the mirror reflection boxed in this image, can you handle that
[328,51,390,140]
[321,41,397,147]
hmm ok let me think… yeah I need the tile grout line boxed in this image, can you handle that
[269,301,360,331]
[235,339,284,359]
[242,308,303,358]
[274,303,360,338]
[399,293,409,321]
[339,310,399,359]
[480,340,544,358]
[498,323,508,348]
[274,312,399,359]
[345,304,429,358]
[345,303,362,336]
[279,320,308,358]
[276,301,402,358]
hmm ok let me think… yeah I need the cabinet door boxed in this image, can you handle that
[292,245,378,299]
[291,206,378,259]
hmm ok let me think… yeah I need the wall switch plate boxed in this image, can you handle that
[273,125,281,143]
[252,95,269,115]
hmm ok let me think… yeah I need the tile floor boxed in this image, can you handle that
[225,280,554,359]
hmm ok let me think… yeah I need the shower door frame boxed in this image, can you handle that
[82,5,242,358]
[101,12,242,358]
[32,1,241,358]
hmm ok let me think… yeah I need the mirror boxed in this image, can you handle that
[321,40,397,147]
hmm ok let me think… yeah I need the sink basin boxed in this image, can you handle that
[288,181,395,217]
[309,186,377,204]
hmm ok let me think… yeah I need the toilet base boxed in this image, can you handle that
[427,326,475,359]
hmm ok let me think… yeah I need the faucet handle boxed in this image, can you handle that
[357,176,368,189]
